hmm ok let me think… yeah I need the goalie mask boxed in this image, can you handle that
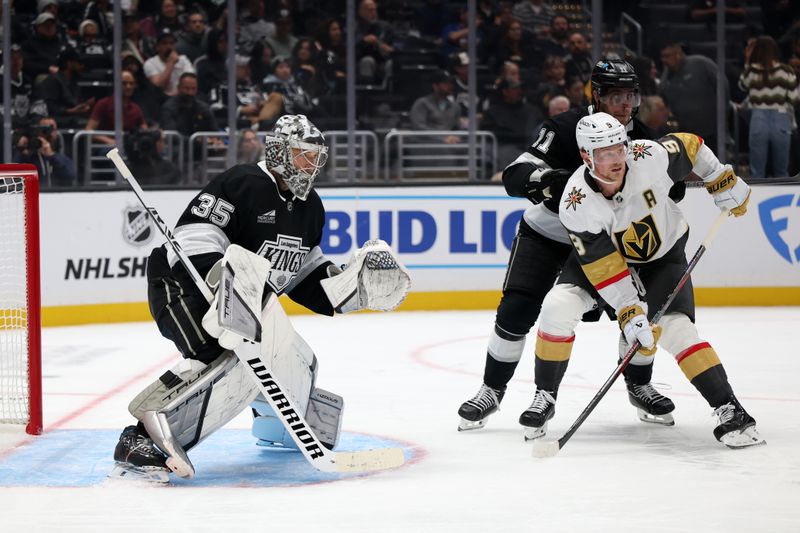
[263,114,328,200]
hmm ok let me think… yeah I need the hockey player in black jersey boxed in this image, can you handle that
[458,59,677,437]
[111,115,410,482]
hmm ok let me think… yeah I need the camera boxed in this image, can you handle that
[13,124,53,153]
[125,129,161,160]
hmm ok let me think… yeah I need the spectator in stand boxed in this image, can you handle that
[442,7,484,56]
[208,55,265,127]
[22,12,64,79]
[123,14,154,66]
[124,127,182,185]
[788,35,800,77]
[409,70,461,142]
[13,115,76,187]
[240,0,274,55]
[564,76,587,108]
[492,19,536,74]
[82,0,113,39]
[689,0,746,24]
[0,45,48,129]
[176,10,208,63]
[638,95,673,137]
[564,31,593,84]
[529,54,567,114]
[195,28,228,98]
[629,54,659,95]
[480,2,514,64]
[259,56,315,123]
[237,129,262,164]
[249,41,275,87]
[160,73,219,137]
[547,94,570,117]
[316,18,347,95]
[481,77,543,168]
[35,48,95,128]
[292,38,327,99]
[85,70,148,145]
[266,10,299,60]
[140,0,183,40]
[450,51,477,127]
[77,19,111,68]
[512,0,555,38]
[355,0,396,84]
[122,52,166,125]
[739,35,800,179]
[532,14,570,64]
[659,42,727,152]
[144,29,195,97]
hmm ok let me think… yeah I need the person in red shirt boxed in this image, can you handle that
[85,69,148,145]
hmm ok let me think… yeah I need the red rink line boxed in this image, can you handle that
[409,335,800,403]
[0,352,179,460]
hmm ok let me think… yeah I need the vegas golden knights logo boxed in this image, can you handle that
[613,214,662,261]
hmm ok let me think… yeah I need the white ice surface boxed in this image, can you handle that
[1,308,799,533]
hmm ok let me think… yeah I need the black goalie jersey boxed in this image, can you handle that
[154,162,335,315]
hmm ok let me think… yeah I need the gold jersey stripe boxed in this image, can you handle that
[535,330,575,362]
[675,342,721,381]
[581,251,629,289]
[667,132,703,164]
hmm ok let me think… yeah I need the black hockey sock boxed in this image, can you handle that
[691,365,735,408]
[534,357,568,397]
[623,361,653,386]
[483,353,518,391]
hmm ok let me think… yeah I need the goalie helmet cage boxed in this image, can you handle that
[0,165,42,435]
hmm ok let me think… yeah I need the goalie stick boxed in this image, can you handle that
[107,148,405,473]
[532,208,730,458]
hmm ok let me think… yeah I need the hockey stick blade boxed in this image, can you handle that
[531,439,560,458]
[332,448,406,472]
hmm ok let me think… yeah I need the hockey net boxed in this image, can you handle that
[0,166,42,435]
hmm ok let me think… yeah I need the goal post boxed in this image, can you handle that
[0,164,42,435]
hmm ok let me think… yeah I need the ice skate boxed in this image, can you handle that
[458,384,505,431]
[713,400,766,449]
[108,425,171,483]
[627,382,675,426]
[519,389,556,441]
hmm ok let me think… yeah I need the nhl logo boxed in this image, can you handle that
[122,206,154,247]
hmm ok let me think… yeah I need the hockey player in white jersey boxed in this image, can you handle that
[110,115,411,482]
[523,112,764,447]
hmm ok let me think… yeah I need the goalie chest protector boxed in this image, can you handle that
[172,162,327,294]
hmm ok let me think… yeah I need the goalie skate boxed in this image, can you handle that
[713,401,766,449]
[519,389,555,441]
[108,463,170,484]
[627,382,675,426]
[457,384,504,431]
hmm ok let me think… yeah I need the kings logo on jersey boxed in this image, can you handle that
[122,206,154,247]
[613,214,662,261]
[256,234,310,292]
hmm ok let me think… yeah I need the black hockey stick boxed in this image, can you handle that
[532,208,730,458]
[106,148,405,473]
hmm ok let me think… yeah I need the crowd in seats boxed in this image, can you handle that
[2,0,799,186]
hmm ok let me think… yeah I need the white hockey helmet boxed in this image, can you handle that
[263,114,328,200]
[575,111,628,169]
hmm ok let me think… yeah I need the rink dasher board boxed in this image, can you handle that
[35,185,800,325]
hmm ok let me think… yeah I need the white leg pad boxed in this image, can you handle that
[487,326,526,363]
[129,352,260,478]
[538,284,596,337]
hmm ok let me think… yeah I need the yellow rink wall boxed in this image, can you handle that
[41,287,800,327]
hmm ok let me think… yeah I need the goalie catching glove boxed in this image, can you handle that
[320,239,411,313]
[201,245,271,351]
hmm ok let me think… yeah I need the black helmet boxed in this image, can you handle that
[590,59,639,95]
